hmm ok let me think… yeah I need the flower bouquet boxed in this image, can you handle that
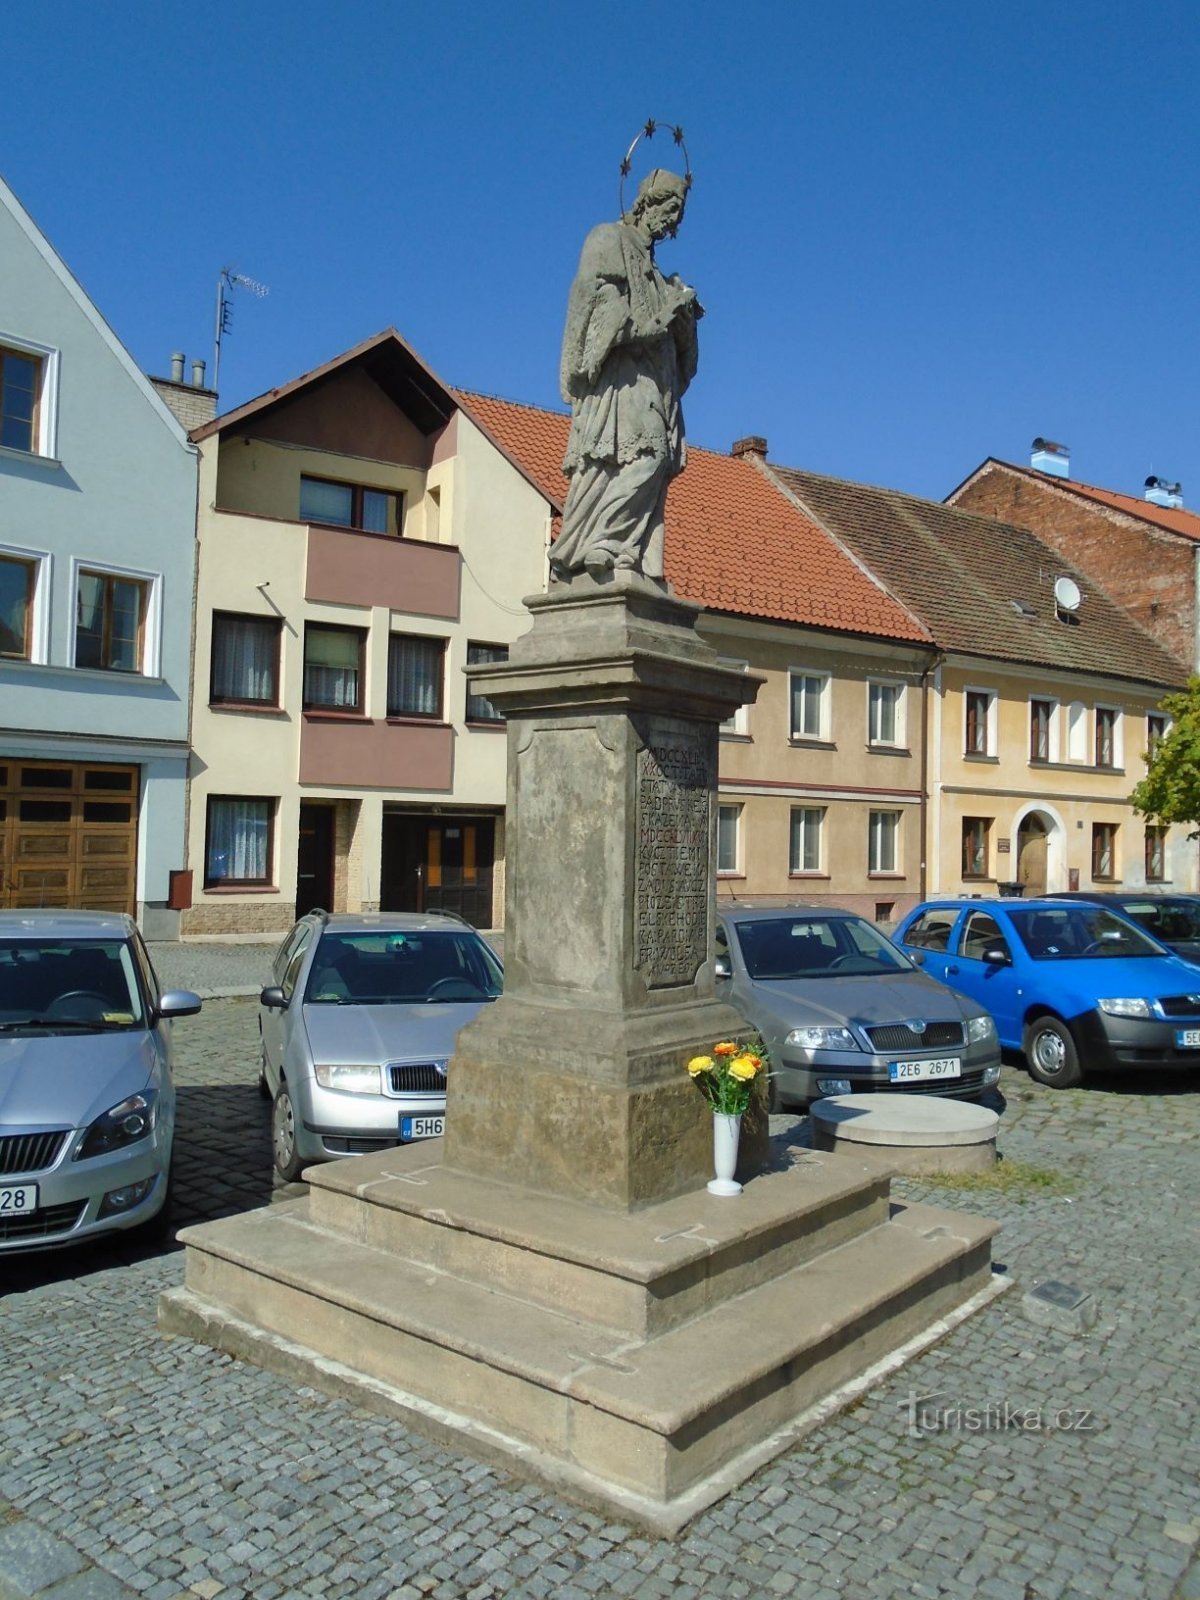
[686,1038,768,1116]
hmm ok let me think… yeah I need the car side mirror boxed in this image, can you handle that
[981,943,1011,966]
[714,954,732,981]
[907,948,926,966]
[259,985,288,1009]
[158,989,202,1018]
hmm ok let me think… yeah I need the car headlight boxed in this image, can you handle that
[784,1026,860,1052]
[1097,998,1151,1019]
[75,1091,157,1160]
[314,1063,383,1094]
[966,1014,997,1043]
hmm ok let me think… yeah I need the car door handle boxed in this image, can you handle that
[946,964,960,974]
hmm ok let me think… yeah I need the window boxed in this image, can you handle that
[790,672,829,741]
[0,345,41,454]
[300,475,400,535]
[1092,822,1117,880]
[1095,707,1118,769]
[1145,826,1166,883]
[904,909,954,952]
[868,681,903,747]
[1030,698,1054,762]
[75,570,147,673]
[1147,713,1167,756]
[717,804,741,873]
[210,613,281,705]
[465,641,508,723]
[962,816,991,879]
[304,624,365,711]
[789,806,824,873]
[719,659,750,735]
[0,553,35,658]
[388,633,445,719]
[964,689,994,756]
[205,797,274,887]
[961,911,1008,964]
[868,809,900,873]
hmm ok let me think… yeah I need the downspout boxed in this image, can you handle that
[919,651,945,901]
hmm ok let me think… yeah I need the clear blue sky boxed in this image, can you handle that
[5,0,1198,502]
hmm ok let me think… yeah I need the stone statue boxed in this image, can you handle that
[550,167,702,584]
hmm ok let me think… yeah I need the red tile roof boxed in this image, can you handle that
[971,460,1200,543]
[459,392,929,644]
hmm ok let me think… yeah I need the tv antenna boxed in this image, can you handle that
[213,266,269,394]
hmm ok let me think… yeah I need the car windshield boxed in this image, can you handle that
[304,930,504,1005]
[1008,906,1164,960]
[732,916,912,979]
[1116,898,1200,944]
[0,939,144,1030]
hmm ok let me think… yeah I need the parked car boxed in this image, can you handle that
[0,910,201,1252]
[894,897,1200,1087]
[259,911,503,1181]
[715,905,1001,1108]
[1048,892,1200,966]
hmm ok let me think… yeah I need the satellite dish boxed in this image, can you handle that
[1054,576,1082,612]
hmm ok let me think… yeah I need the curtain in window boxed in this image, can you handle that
[207,800,269,882]
[213,616,276,701]
[305,628,359,708]
[388,635,443,716]
[300,478,354,526]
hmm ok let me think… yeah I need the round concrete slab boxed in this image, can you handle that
[809,1094,999,1174]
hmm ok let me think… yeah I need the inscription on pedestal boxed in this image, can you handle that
[634,724,712,987]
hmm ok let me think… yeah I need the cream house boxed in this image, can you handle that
[182,332,552,934]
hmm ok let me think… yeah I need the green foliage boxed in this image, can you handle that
[1129,678,1200,835]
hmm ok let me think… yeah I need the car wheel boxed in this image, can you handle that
[1023,1015,1083,1088]
[766,1069,785,1113]
[272,1084,307,1182]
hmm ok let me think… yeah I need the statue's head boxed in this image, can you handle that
[629,168,689,241]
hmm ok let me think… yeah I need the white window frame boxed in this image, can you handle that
[1094,704,1123,770]
[68,556,163,678]
[789,669,831,742]
[963,686,998,757]
[0,332,60,459]
[717,803,742,874]
[718,658,750,736]
[0,541,51,664]
[1028,695,1060,764]
[789,805,825,874]
[868,809,901,874]
[867,679,906,748]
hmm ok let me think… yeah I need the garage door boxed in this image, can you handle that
[0,761,139,914]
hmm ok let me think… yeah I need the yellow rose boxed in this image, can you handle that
[729,1054,760,1080]
[713,1041,738,1058]
[687,1055,715,1076]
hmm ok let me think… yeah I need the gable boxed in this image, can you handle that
[236,364,435,467]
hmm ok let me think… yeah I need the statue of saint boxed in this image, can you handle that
[550,167,702,584]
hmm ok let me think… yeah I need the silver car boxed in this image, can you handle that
[716,905,1001,1108]
[0,910,202,1252]
[259,911,503,1182]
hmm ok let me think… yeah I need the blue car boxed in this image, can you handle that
[894,897,1200,1088]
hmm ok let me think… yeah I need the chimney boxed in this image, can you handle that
[149,351,218,428]
[1031,438,1070,478]
[1144,475,1184,510]
[731,436,768,461]
[170,351,185,383]
[191,358,207,389]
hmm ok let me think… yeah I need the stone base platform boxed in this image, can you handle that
[160,1144,1003,1535]
[810,1094,1001,1175]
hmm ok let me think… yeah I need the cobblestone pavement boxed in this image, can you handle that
[2,988,1199,1600]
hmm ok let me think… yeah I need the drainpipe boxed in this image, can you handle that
[919,652,945,902]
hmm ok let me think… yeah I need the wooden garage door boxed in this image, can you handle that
[0,762,139,914]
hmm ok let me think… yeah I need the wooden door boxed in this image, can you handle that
[0,761,138,914]
[1017,816,1048,897]
[296,803,335,917]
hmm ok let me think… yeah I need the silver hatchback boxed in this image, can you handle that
[259,911,503,1181]
[0,910,202,1251]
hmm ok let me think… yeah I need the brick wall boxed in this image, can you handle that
[180,901,297,936]
[953,468,1195,672]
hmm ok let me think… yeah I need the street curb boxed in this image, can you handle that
[0,1506,138,1600]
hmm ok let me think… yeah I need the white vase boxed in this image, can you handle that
[707,1113,743,1196]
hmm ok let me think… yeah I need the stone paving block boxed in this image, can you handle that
[0,1520,87,1598]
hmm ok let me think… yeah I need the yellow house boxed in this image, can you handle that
[769,463,1192,898]
[181,332,552,934]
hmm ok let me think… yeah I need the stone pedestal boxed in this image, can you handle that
[446,572,765,1207]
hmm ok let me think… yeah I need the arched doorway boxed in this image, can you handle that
[1016,814,1049,897]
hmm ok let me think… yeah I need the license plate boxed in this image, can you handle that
[0,1183,38,1215]
[888,1057,962,1083]
[1175,1029,1200,1048]
[400,1115,445,1142]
